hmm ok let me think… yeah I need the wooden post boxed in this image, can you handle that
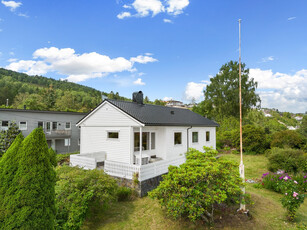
[139,127,142,166]
[238,19,246,211]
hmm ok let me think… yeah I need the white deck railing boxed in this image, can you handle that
[104,156,186,181]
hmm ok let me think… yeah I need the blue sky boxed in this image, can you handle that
[0,0,306,112]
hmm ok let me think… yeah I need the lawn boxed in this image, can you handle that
[82,154,307,230]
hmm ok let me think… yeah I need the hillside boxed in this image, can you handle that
[0,68,130,112]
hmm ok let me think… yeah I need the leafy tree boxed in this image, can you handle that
[271,130,306,149]
[298,115,307,137]
[232,124,270,154]
[149,147,244,223]
[0,122,20,156]
[2,128,56,229]
[0,134,24,228]
[196,61,260,120]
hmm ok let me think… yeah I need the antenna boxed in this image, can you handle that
[238,19,246,212]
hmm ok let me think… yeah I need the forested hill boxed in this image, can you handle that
[0,68,130,112]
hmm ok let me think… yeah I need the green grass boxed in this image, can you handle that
[82,154,307,230]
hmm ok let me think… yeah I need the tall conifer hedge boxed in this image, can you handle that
[0,128,56,229]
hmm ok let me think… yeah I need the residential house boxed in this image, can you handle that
[0,108,86,153]
[71,91,218,195]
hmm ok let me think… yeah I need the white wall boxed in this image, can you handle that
[189,127,216,151]
[80,126,131,164]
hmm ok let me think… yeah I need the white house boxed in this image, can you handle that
[71,91,218,194]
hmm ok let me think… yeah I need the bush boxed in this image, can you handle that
[232,125,270,154]
[262,172,306,221]
[149,147,245,223]
[56,152,79,165]
[0,128,56,230]
[267,148,307,173]
[271,130,306,149]
[55,166,118,230]
[116,187,133,201]
[0,122,20,157]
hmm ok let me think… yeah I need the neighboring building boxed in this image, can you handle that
[165,100,185,108]
[0,108,86,153]
[71,91,218,195]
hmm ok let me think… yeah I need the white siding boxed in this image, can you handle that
[80,126,131,164]
[81,102,141,127]
[189,127,216,151]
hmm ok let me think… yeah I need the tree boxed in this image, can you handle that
[0,122,21,156]
[197,61,260,120]
[271,130,306,149]
[2,128,56,229]
[149,147,244,223]
[0,134,24,228]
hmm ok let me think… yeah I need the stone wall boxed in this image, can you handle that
[113,174,166,197]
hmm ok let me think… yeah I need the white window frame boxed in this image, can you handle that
[150,132,156,150]
[206,131,210,142]
[0,120,9,131]
[65,122,71,130]
[64,138,71,146]
[174,132,182,145]
[38,121,44,128]
[19,121,27,131]
[192,131,198,143]
[78,138,80,146]
[107,130,120,140]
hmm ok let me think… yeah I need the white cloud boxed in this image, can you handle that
[117,0,189,19]
[17,12,28,18]
[163,18,173,23]
[166,0,189,15]
[133,78,145,85]
[261,56,274,62]
[145,52,153,56]
[7,58,17,62]
[1,0,22,11]
[9,51,14,56]
[287,17,296,21]
[249,68,307,112]
[123,4,132,9]
[184,81,208,101]
[132,0,165,17]
[117,11,131,19]
[6,47,157,82]
[130,55,157,64]
[163,96,173,101]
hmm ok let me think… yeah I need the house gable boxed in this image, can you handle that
[78,101,143,127]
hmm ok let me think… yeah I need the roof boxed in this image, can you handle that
[0,108,87,115]
[80,99,218,127]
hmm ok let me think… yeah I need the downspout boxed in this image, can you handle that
[187,126,192,152]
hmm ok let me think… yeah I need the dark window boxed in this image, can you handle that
[52,122,57,130]
[38,121,44,128]
[192,132,198,143]
[1,121,9,127]
[206,131,210,142]
[108,132,119,139]
[65,122,71,129]
[174,132,182,145]
[134,132,149,151]
[151,133,155,150]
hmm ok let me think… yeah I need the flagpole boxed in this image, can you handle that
[238,18,246,211]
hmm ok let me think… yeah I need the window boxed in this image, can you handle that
[38,121,44,128]
[65,122,71,130]
[64,138,71,146]
[192,132,198,143]
[46,122,51,132]
[134,132,149,151]
[206,131,210,142]
[52,122,57,130]
[1,121,9,127]
[151,132,155,150]
[78,138,80,145]
[19,121,27,130]
[108,132,119,139]
[174,132,182,145]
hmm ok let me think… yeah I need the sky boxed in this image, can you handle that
[0,0,306,113]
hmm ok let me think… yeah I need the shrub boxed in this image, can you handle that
[271,130,306,149]
[55,166,118,230]
[262,172,306,221]
[232,125,269,154]
[116,187,133,201]
[0,122,20,157]
[56,151,79,165]
[1,128,56,230]
[267,148,307,173]
[149,147,244,223]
